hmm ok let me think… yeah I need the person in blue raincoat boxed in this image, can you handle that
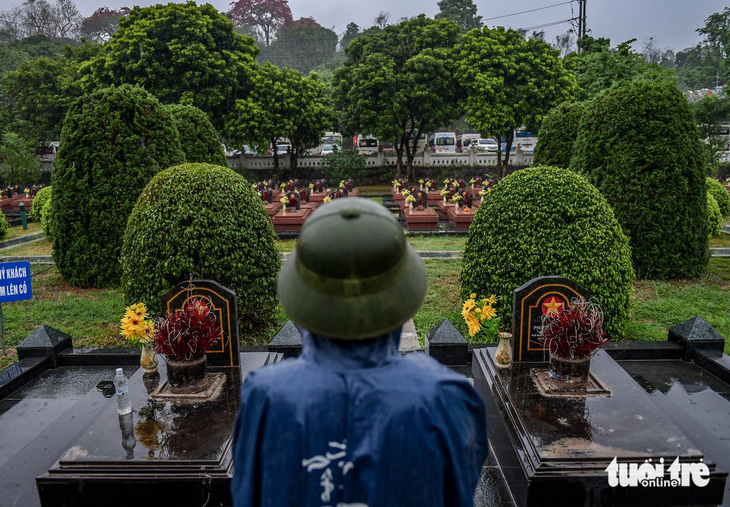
[231,198,488,507]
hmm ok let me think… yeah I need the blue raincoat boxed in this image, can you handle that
[230,329,488,507]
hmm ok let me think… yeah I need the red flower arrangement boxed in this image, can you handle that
[153,299,221,362]
[540,298,609,359]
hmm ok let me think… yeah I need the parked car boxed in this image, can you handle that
[320,144,334,156]
[471,138,499,153]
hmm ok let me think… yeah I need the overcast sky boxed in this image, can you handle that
[67,0,728,53]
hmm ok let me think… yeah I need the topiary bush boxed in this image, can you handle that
[460,166,635,339]
[706,177,730,216]
[51,84,185,287]
[532,101,585,168]
[707,193,722,237]
[570,81,708,279]
[163,103,227,166]
[121,163,280,338]
[41,198,53,238]
[30,186,51,223]
[0,211,8,241]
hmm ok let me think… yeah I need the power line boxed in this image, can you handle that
[520,18,577,32]
[483,1,576,22]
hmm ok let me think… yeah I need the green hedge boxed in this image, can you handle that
[460,166,635,339]
[706,177,730,216]
[708,194,722,237]
[570,81,708,279]
[163,103,227,166]
[121,163,280,338]
[0,210,8,241]
[30,186,51,223]
[51,84,185,287]
[41,198,53,238]
[532,101,584,168]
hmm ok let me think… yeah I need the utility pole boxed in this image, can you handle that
[577,0,587,51]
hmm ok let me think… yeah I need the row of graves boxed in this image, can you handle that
[0,184,45,212]
[392,176,495,231]
[255,178,358,232]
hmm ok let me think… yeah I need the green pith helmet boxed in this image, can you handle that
[278,197,428,340]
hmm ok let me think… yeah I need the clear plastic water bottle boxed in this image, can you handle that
[113,368,132,415]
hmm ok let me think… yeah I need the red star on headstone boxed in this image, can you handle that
[541,296,564,315]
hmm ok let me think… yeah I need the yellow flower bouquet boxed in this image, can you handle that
[461,293,500,342]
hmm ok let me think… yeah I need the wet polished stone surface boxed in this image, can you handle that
[474,348,728,506]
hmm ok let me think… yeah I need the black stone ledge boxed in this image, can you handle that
[694,348,730,385]
[0,356,48,399]
[602,340,684,360]
[58,347,140,367]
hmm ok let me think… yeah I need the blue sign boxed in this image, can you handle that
[0,261,32,303]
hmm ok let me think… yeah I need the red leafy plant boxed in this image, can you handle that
[153,299,221,362]
[540,298,609,359]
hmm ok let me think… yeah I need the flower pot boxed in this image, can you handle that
[165,354,208,394]
[140,344,158,374]
[548,353,590,389]
[495,332,513,368]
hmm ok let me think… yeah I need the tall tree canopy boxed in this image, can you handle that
[0,0,81,40]
[227,0,292,47]
[258,21,337,74]
[79,7,129,43]
[435,0,482,34]
[456,26,577,172]
[333,15,461,179]
[2,42,100,141]
[86,1,258,130]
[675,7,730,90]
[225,63,333,178]
[565,36,676,99]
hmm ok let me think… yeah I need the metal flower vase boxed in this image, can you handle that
[548,353,590,389]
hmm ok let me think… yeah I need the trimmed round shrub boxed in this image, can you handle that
[41,198,53,238]
[570,81,708,279]
[460,166,635,339]
[532,101,584,168]
[707,193,722,237]
[706,177,730,216]
[163,104,227,166]
[51,84,185,287]
[0,212,8,241]
[30,186,51,223]
[121,163,280,337]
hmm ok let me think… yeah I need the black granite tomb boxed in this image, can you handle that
[425,319,468,365]
[473,347,727,506]
[160,280,240,367]
[668,315,726,361]
[512,276,591,362]
[17,325,72,368]
[268,320,302,358]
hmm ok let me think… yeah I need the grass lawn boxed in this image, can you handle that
[4,222,42,240]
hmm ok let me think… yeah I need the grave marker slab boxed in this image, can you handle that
[512,276,591,362]
[161,280,239,367]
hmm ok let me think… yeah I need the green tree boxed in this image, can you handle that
[676,8,730,90]
[0,131,41,185]
[334,15,461,179]
[1,42,100,142]
[51,84,185,288]
[226,0,292,47]
[435,0,482,34]
[79,7,129,43]
[163,103,227,166]
[692,91,730,175]
[456,26,578,175]
[570,81,708,280]
[225,63,332,178]
[565,36,677,99]
[86,2,258,130]
[258,23,338,75]
[532,101,585,168]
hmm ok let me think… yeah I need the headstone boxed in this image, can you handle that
[262,188,273,204]
[286,191,301,210]
[668,316,726,361]
[458,189,473,207]
[415,190,428,209]
[314,181,323,193]
[160,280,240,367]
[332,187,348,199]
[299,187,309,203]
[511,276,591,362]
[268,321,302,358]
[17,325,72,368]
[425,319,468,365]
